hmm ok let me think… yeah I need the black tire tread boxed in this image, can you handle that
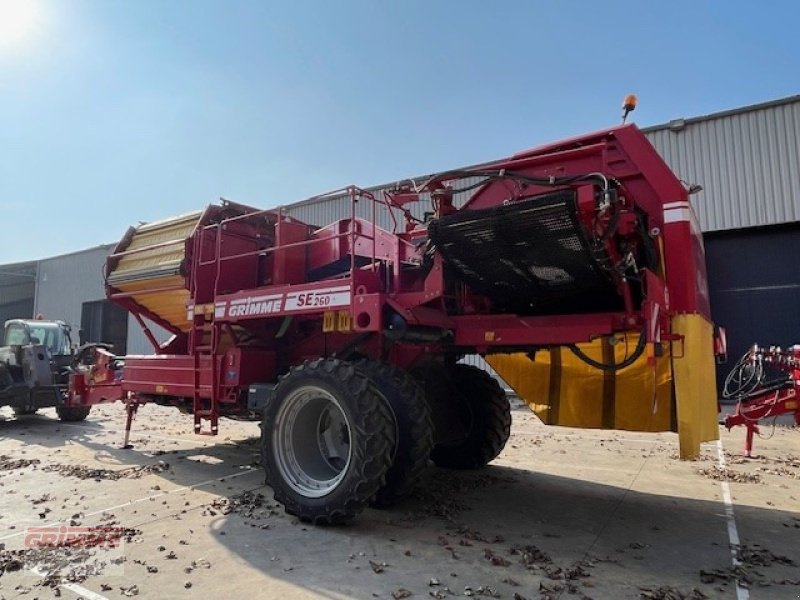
[432,363,512,470]
[56,405,91,422]
[356,360,434,507]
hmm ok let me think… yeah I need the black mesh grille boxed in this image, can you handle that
[427,190,621,315]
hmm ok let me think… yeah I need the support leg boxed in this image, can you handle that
[744,423,758,458]
[122,402,139,450]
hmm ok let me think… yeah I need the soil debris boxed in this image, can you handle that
[369,559,387,573]
[409,471,517,520]
[207,490,275,519]
[736,543,794,567]
[638,587,707,599]
[0,455,41,471]
[483,548,511,567]
[512,543,552,569]
[695,466,761,483]
[41,461,169,480]
[699,543,796,588]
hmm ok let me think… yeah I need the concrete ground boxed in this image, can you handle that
[0,402,797,600]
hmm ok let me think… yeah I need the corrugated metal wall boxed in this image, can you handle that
[644,98,800,232]
[34,246,111,335]
[33,245,170,355]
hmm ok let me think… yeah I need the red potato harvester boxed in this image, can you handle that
[67,124,731,524]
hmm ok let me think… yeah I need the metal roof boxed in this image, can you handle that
[642,95,800,133]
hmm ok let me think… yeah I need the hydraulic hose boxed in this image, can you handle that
[566,328,647,372]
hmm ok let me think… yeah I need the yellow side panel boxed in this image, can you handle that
[671,314,720,458]
[487,334,673,433]
[113,275,191,331]
[486,316,719,459]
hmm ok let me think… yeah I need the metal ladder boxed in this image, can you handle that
[191,315,219,435]
[189,225,220,436]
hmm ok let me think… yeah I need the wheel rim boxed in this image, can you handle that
[272,385,352,498]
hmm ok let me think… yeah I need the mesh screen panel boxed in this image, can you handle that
[428,190,622,315]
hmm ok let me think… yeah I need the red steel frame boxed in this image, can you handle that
[723,346,800,456]
[65,124,716,440]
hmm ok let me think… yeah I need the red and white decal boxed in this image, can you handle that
[663,201,701,235]
[227,294,283,318]
[283,285,351,311]
[189,286,352,321]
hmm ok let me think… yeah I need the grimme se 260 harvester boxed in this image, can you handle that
[67,124,722,523]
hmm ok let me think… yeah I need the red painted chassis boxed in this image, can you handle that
[65,124,715,442]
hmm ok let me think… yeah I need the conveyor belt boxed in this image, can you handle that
[428,190,621,315]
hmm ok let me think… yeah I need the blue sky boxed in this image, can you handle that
[1,0,798,263]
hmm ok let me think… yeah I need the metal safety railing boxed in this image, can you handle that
[192,186,402,300]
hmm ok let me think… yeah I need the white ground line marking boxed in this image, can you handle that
[716,439,749,600]
[30,566,110,600]
[0,467,259,541]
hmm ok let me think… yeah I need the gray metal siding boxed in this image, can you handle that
[644,99,800,232]
[34,247,111,335]
[33,245,170,355]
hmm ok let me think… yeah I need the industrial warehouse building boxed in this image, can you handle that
[1,94,798,390]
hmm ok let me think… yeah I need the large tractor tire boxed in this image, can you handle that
[56,405,91,422]
[260,358,396,525]
[417,363,511,470]
[356,360,434,507]
[12,407,38,416]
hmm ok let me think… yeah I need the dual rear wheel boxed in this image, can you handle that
[260,357,511,524]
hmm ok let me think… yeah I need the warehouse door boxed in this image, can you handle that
[81,300,129,354]
[704,224,800,398]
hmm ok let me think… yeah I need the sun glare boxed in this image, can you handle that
[0,0,41,48]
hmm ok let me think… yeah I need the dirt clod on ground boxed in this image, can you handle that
[0,455,41,471]
[695,466,761,483]
[638,586,708,599]
[41,461,169,480]
[699,542,797,588]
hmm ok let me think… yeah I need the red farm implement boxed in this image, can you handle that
[722,345,800,456]
[66,124,723,523]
